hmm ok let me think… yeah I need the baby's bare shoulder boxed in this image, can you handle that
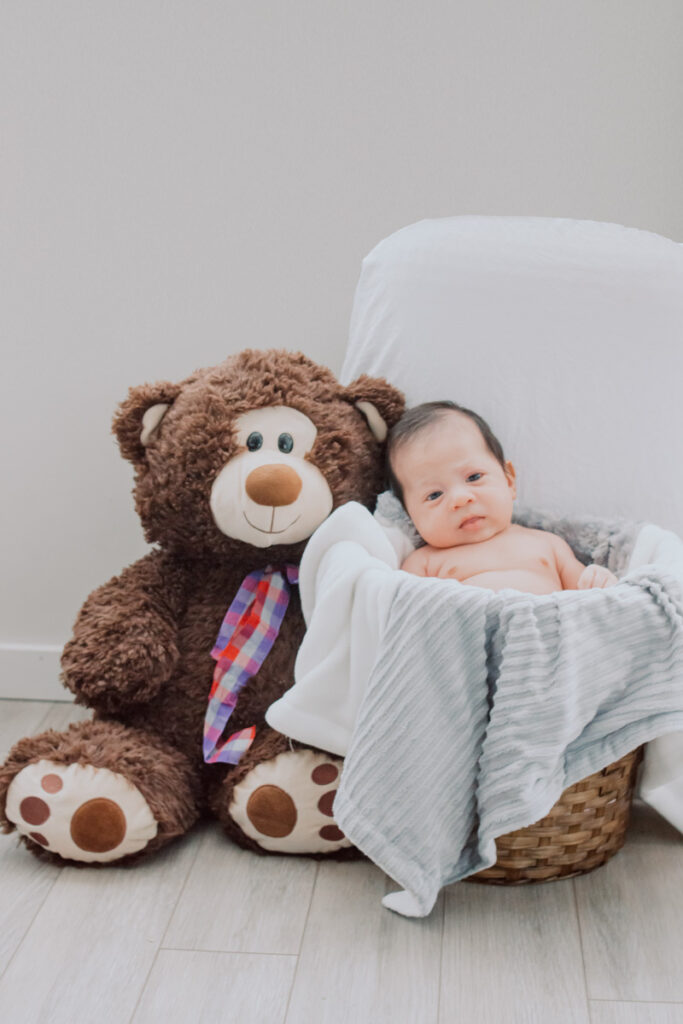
[401,545,432,574]
[513,525,568,551]
[402,543,453,577]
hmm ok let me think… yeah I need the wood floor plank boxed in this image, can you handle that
[0,700,55,757]
[36,701,91,732]
[575,803,683,1002]
[163,826,318,955]
[132,949,297,1024]
[3,704,679,1021]
[0,831,200,1024]
[0,837,62,982]
[0,698,90,761]
[285,861,444,1024]
[440,879,590,1024]
[589,1001,683,1023]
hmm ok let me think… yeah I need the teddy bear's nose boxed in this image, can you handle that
[245,464,303,507]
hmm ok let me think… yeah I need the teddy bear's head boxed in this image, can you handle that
[113,349,404,562]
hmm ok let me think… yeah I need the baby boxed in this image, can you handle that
[387,401,618,594]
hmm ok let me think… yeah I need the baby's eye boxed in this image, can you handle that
[467,473,483,483]
[426,491,443,502]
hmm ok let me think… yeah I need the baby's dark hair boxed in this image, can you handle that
[386,400,506,505]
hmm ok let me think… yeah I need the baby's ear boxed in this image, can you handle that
[505,460,517,496]
[341,376,405,442]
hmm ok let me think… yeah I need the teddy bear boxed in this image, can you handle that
[0,349,404,864]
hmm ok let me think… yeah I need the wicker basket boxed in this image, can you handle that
[469,747,643,885]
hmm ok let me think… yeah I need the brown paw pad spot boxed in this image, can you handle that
[246,785,297,838]
[41,774,63,794]
[317,791,336,817]
[20,797,50,826]
[311,764,339,785]
[70,798,127,853]
[29,832,49,847]
[319,825,345,842]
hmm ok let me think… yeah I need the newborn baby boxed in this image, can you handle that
[387,401,618,594]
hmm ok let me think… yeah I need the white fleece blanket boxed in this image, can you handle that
[265,503,683,916]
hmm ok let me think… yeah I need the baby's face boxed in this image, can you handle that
[393,412,516,548]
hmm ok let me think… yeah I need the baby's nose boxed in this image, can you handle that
[451,487,474,508]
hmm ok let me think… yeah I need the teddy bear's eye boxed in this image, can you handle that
[246,432,263,451]
[278,433,294,454]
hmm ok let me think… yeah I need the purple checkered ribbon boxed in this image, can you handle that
[203,564,299,765]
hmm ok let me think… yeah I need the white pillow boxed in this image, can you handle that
[342,216,683,535]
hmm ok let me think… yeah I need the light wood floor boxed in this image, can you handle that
[0,699,682,1024]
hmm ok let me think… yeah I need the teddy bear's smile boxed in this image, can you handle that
[242,509,302,535]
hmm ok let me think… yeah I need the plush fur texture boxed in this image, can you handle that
[0,350,404,864]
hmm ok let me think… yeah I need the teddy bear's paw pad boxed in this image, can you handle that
[229,749,351,853]
[5,759,158,863]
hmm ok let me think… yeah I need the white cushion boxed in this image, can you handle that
[342,216,683,535]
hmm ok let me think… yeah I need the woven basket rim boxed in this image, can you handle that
[469,747,643,885]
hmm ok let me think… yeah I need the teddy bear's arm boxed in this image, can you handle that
[60,549,186,715]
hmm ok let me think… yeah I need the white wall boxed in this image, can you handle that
[2,0,682,697]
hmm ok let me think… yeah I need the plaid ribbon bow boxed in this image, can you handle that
[203,564,299,766]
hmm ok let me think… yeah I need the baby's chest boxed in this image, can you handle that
[436,535,555,579]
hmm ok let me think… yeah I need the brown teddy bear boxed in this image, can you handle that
[0,349,404,864]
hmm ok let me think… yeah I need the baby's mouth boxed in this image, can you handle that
[460,515,485,531]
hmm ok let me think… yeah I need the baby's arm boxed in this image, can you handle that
[576,562,619,590]
[551,535,618,590]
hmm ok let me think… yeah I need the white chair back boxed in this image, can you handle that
[342,216,683,534]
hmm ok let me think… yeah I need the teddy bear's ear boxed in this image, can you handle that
[112,379,187,464]
[342,375,405,443]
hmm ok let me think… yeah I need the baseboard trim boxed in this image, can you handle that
[0,643,71,701]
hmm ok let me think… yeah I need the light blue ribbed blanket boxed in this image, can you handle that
[332,565,683,917]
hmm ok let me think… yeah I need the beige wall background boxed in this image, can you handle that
[2,0,682,697]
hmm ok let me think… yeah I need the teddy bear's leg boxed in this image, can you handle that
[211,728,354,855]
[1,719,201,864]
